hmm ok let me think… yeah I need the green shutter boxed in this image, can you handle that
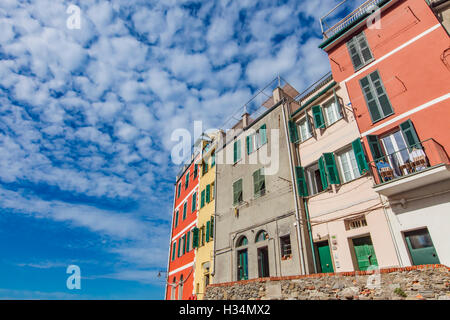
[210,216,214,239]
[192,227,199,248]
[192,192,196,212]
[177,183,181,198]
[253,168,265,196]
[193,164,198,178]
[177,238,181,257]
[246,135,252,154]
[352,138,369,175]
[318,156,329,190]
[312,105,325,129]
[323,153,340,185]
[234,140,241,162]
[185,172,189,189]
[206,221,210,243]
[206,184,211,203]
[399,119,420,150]
[200,190,205,208]
[367,135,384,161]
[174,210,179,227]
[211,152,215,167]
[182,234,186,255]
[260,124,267,145]
[295,166,308,197]
[172,242,176,261]
[233,179,242,205]
[347,37,363,70]
[369,71,393,117]
[186,230,190,252]
[333,89,342,117]
[183,202,187,220]
[288,120,299,143]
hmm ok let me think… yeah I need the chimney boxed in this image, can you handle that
[242,111,250,128]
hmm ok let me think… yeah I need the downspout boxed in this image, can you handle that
[303,199,318,273]
[280,97,307,275]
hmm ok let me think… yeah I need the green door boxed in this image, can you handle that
[237,249,248,280]
[352,236,378,271]
[316,241,334,273]
[405,229,440,265]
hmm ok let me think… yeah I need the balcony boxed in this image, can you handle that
[320,0,390,40]
[368,139,450,196]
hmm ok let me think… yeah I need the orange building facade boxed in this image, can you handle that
[165,157,199,300]
[320,0,450,267]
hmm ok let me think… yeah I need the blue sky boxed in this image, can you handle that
[0,0,359,299]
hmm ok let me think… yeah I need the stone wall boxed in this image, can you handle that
[205,264,450,300]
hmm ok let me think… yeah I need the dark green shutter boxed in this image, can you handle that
[206,184,211,203]
[260,124,267,145]
[347,37,363,70]
[253,169,265,196]
[323,153,340,185]
[399,119,420,150]
[312,105,325,129]
[211,152,215,167]
[233,179,242,205]
[183,202,187,220]
[246,135,252,154]
[295,166,308,197]
[174,210,179,227]
[318,156,329,190]
[186,231,190,252]
[369,71,393,117]
[177,183,181,198]
[177,238,181,257]
[234,140,241,162]
[210,216,214,239]
[182,235,186,254]
[193,164,198,178]
[367,135,384,161]
[206,221,210,243]
[172,242,176,260]
[185,172,189,189]
[192,192,196,212]
[200,190,205,208]
[192,227,199,248]
[288,120,299,143]
[352,138,369,175]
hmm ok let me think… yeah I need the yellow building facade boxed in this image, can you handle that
[193,132,217,299]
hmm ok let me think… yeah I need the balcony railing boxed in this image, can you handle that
[368,138,450,186]
[320,0,387,39]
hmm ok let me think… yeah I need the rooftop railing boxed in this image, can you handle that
[320,0,387,39]
[368,138,449,186]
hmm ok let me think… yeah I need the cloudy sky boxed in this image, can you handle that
[0,0,357,299]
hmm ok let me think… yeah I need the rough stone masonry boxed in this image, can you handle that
[204,264,450,300]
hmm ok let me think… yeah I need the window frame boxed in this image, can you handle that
[336,146,361,184]
[347,31,374,71]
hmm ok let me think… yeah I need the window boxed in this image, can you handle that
[174,210,179,228]
[201,226,205,246]
[171,242,176,261]
[185,171,189,189]
[177,183,181,198]
[193,164,198,179]
[186,230,191,252]
[295,166,308,197]
[255,230,269,242]
[210,182,215,201]
[182,202,187,220]
[345,216,367,230]
[237,236,248,247]
[280,235,292,259]
[233,140,241,163]
[182,234,186,255]
[202,161,208,175]
[288,120,299,143]
[177,238,182,257]
[360,70,393,123]
[298,118,312,142]
[192,192,197,212]
[253,168,266,197]
[192,227,199,248]
[347,31,373,71]
[306,163,324,196]
[337,147,361,183]
[211,151,215,168]
[233,179,243,205]
[200,189,205,208]
[206,184,211,203]
[322,98,342,126]
[209,216,214,240]
[206,220,210,242]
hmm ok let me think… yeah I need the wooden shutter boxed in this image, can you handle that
[186,231,190,252]
[367,135,384,161]
[210,216,214,239]
[182,234,186,254]
[323,153,340,185]
[185,172,189,189]
[233,179,242,205]
[246,135,252,155]
[260,124,267,145]
[288,120,299,143]
[253,169,265,196]
[177,183,181,198]
[347,37,363,70]
[234,140,241,162]
[360,76,382,122]
[174,210,179,227]
[206,184,211,203]
[193,164,198,178]
[357,32,373,63]
[352,138,369,175]
[183,202,187,220]
[312,105,325,129]
[211,152,215,167]
[399,119,420,150]
[192,227,199,248]
[295,166,308,197]
[318,156,329,190]
[206,221,210,243]
[369,71,393,117]
[200,190,205,208]
[192,192,196,212]
[177,238,181,257]
[172,242,176,260]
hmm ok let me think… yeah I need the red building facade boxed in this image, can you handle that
[320,0,450,266]
[165,158,199,300]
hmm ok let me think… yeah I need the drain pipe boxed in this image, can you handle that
[280,97,307,275]
[303,199,318,274]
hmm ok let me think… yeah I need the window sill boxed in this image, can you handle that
[353,58,375,73]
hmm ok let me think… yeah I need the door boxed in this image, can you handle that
[257,246,270,278]
[237,249,248,280]
[352,236,379,271]
[316,241,334,273]
[381,131,410,176]
[405,229,440,265]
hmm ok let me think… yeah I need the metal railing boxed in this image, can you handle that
[293,71,333,103]
[368,138,449,186]
[320,0,386,39]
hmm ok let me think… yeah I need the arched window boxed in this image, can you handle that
[236,236,248,247]
[255,230,269,242]
[171,277,176,300]
[178,275,184,300]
